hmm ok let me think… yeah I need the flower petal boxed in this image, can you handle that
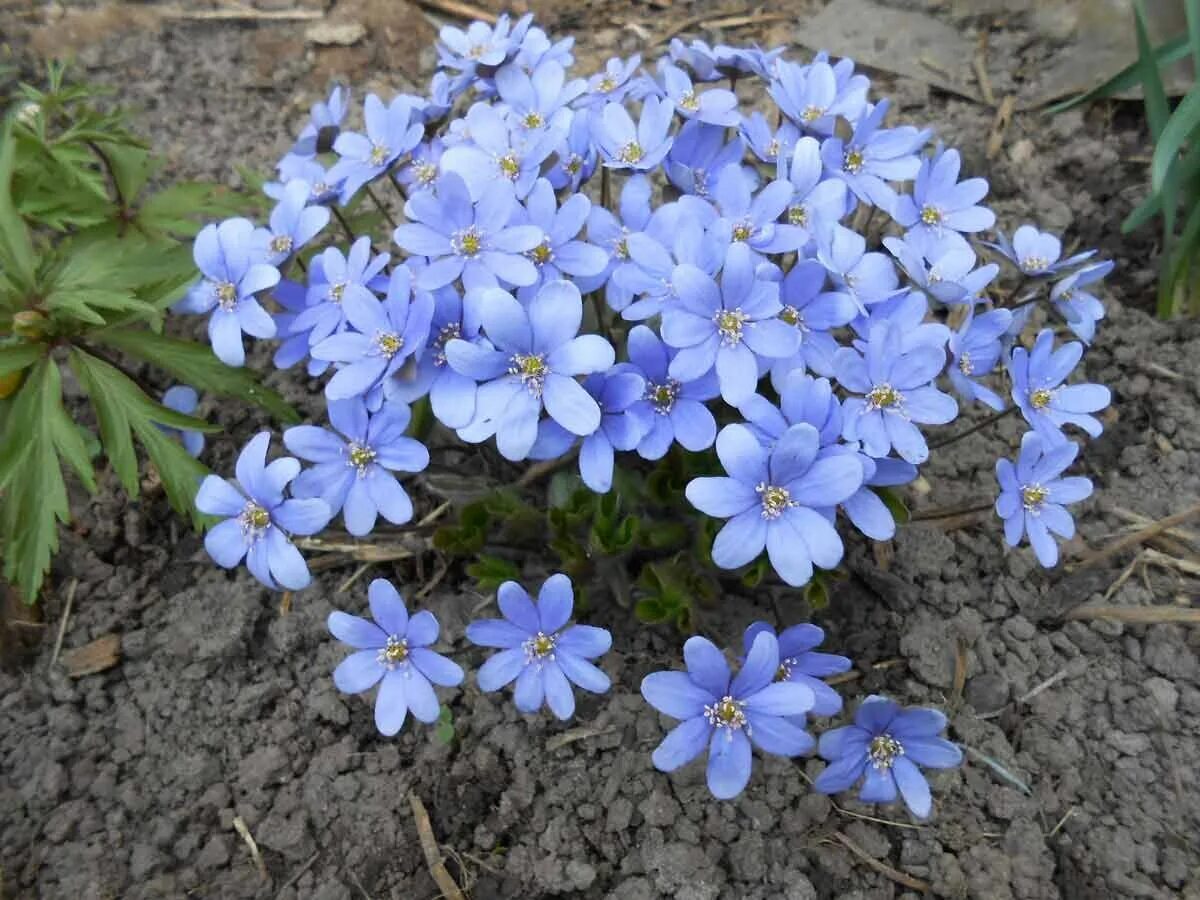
[706,727,753,799]
[327,611,387,649]
[477,648,526,691]
[651,715,712,772]
[374,670,408,735]
[410,648,464,687]
[683,636,731,698]
[333,649,386,694]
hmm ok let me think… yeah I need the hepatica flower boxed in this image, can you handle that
[329,93,424,202]
[769,59,868,137]
[288,84,348,158]
[519,178,608,284]
[444,281,614,460]
[893,147,994,239]
[657,62,739,127]
[467,574,612,719]
[835,322,957,464]
[393,172,543,291]
[996,431,1093,567]
[440,103,561,200]
[596,97,674,171]
[663,243,798,404]
[988,225,1095,276]
[769,258,858,385]
[577,54,642,108]
[177,218,280,367]
[686,423,863,585]
[254,179,330,265]
[817,224,900,317]
[780,136,848,246]
[1009,328,1110,444]
[329,579,464,736]
[1052,260,1113,344]
[947,308,1012,411]
[665,119,744,197]
[815,696,962,820]
[623,324,719,459]
[195,432,331,590]
[688,166,803,255]
[295,237,391,346]
[741,621,850,718]
[285,398,429,536]
[312,265,435,401]
[159,385,204,457]
[641,632,816,800]
[821,99,930,208]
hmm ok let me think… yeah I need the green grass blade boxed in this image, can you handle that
[1159,197,1200,316]
[1187,0,1200,69]
[1151,85,1200,195]
[1044,34,1190,115]
[1135,0,1172,138]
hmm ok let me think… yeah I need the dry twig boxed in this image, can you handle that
[829,831,931,892]
[49,578,78,668]
[1064,604,1200,625]
[1070,501,1200,571]
[233,816,269,881]
[655,11,793,47]
[986,95,1015,160]
[160,4,323,21]
[408,792,466,900]
[413,0,497,24]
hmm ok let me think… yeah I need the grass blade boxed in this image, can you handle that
[1134,0,1172,138]
[1188,0,1200,68]
[1151,85,1200,195]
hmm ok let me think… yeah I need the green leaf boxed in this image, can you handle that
[876,486,910,525]
[1044,33,1190,114]
[0,114,37,292]
[68,348,211,523]
[1134,0,1172,139]
[1160,196,1200,316]
[1151,84,1200,196]
[1188,0,1200,74]
[137,181,252,237]
[466,554,521,593]
[0,360,80,601]
[94,141,154,209]
[0,342,44,377]
[94,327,299,423]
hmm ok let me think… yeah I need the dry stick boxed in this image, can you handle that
[830,831,932,892]
[986,95,1016,160]
[927,405,1018,452]
[275,852,321,899]
[331,206,357,242]
[1143,547,1200,576]
[412,0,497,24]
[1069,501,1200,571]
[363,183,398,231]
[49,579,78,668]
[655,11,793,47]
[233,816,269,881]
[909,501,994,523]
[161,5,323,20]
[1065,605,1200,625]
[972,53,996,106]
[1110,506,1200,545]
[408,792,466,900]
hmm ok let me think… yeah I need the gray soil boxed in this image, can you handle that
[2,2,1199,898]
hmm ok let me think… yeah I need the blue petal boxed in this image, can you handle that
[556,625,610,661]
[712,508,768,569]
[403,668,442,723]
[374,670,408,735]
[742,681,814,717]
[813,753,867,794]
[327,611,387,649]
[731,631,779,698]
[651,715,712,772]
[406,610,440,647]
[745,712,815,757]
[683,636,731,698]
[333,649,385,694]
[410,648,463,687]
[514,665,545,713]
[265,528,311,590]
[544,374,602,435]
[204,519,249,569]
[685,476,758,518]
[477,647,526,692]
[892,757,933,819]
[542,661,576,720]
[555,650,611,694]
[706,727,753,799]
[537,573,574,633]
[901,737,963,769]
[641,670,714,719]
[466,619,529,648]
[498,581,540,632]
[858,764,898,803]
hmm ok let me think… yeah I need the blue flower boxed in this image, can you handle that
[893,147,995,238]
[741,111,800,165]
[885,233,998,306]
[285,398,428,535]
[328,93,424,202]
[289,85,348,158]
[996,431,1093,567]
[519,178,608,285]
[270,278,326,375]
[529,369,647,493]
[616,213,726,321]
[311,265,435,401]
[547,112,598,191]
[687,423,863,585]
[386,285,482,428]
[769,59,869,137]
[667,38,724,82]
[195,432,331,590]
[835,322,958,464]
[814,696,962,820]
[293,236,391,346]
[665,119,744,197]
[947,308,1013,411]
[176,218,280,367]
[467,574,612,720]
[576,173,653,310]
[438,15,523,70]
[741,621,850,718]
[576,55,643,108]
[657,62,740,126]
[396,139,446,195]
[641,631,816,800]
[595,97,675,171]
[159,385,204,457]
[1009,328,1110,444]
[817,224,900,316]
[496,59,584,132]
[686,166,803,255]
[988,225,1096,276]
[444,281,615,460]
[329,578,464,736]
[821,99,930,209]
[779,136,848,247]
[662,243,798,404]
[267,156,341,205]
[622,325,719,459]
[393,172,544,291]
[1051,260,1113,343]
[440,102,562,200]
[254,179,331,266]
[768,257,859,386]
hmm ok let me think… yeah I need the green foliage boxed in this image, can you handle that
[1051,2,1200,316]
[433,706,455,745]
[0,66,288,602]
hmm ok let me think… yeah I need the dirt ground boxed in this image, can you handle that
[2,1,1199,898]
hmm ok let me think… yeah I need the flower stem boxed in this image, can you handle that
[364,183,398,231]
[387,169,408,203]
[600,167,611,211]
[928,405,1018,451]
[330,205,356,242]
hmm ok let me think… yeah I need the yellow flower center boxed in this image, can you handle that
[775,658,795,681]
[240,502,271,533]
[270,234,293,255]
[619,141,644,165]
[869,734,904,770]
[715,308,749,344]
[780,305,802,327]
[705,695,747,730]
[454,227,483,257]
[958,352,974,375]
[801,105,824,122]
[329,282,346,303]
[523,630,557,663]
[731,221,754,242]
[523,111,544,129]
[867,384,902,410]
[1030,388,1052,410]
[756,482,792,519]
[369,143,390,166]
[415,162,438,185]
[597,76,617,93]
[498,153,521,179]
[529,241,554,265]
[1022,483,1048,509]
[375,332,403,358]
[788,205,808,227]
[378,635,409,668]
[1021,255,1049,272]
[843,147,864,174]
[646,380,679,414]
[920,205,942,226]
[680,90,700,111]
[348,442,377,473]
[216,281,238,309]
[511,353,548,395]
[765,138,780,160]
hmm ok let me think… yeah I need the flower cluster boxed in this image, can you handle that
[171,13,1119,817]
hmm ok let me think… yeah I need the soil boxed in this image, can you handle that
[3,2,1199,899]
